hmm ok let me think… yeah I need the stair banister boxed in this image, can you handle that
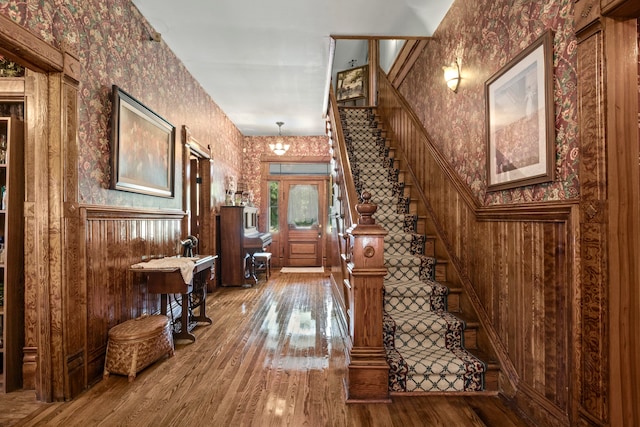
[328,94,391,402]
[344,191,390,402]
[328,90,358,228]
[328,91,359,345]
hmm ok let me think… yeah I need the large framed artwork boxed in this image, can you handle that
[110,85,175,197]
[336,65,368,102]
[485,30,555,191]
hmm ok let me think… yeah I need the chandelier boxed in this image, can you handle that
[269,121,290,155]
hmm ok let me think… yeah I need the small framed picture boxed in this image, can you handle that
[336,65,368,102]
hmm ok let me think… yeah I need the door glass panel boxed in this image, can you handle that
[269,181,279,232]
[287,184,319,228]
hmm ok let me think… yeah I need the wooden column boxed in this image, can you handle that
[602,15,640,427]
[368,40,379,107]
[59,51,83,400]
[345,192,389,402]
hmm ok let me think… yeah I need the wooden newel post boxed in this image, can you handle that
[345,191,390,402]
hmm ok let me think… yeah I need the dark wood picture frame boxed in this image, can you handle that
[336,65,368,102]
[110,85,175,197]
[485,30,555,191]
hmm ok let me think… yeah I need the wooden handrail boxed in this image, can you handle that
[328,89,358,228]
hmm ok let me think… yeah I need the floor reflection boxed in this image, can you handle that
[259,284,335,370]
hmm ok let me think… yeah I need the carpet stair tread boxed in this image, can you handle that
[341,107,485,393]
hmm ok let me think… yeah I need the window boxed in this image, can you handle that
[269,163,330,175]
[268,181,279,232]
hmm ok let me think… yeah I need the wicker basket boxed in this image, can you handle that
[103,314,174,382]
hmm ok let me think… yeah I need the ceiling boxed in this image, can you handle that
[131,0,453,137]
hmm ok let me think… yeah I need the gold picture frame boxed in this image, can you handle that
[336,65,368,102]
[110,85,175,197]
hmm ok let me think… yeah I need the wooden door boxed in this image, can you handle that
[282,180,326,266]
[183,126,213,257]
[189,155,202,241]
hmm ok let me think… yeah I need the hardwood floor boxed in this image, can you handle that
[2,272,531,426]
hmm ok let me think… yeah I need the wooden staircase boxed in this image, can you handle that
[340,106,499,393]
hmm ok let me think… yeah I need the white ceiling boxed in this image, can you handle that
[131,0,453,136]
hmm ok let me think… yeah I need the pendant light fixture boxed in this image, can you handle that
[269,121,290,155]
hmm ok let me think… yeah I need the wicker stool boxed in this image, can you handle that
[253,252,272,280]
[103,314,174,382]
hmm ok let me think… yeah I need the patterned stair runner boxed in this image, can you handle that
[339,107,485,392]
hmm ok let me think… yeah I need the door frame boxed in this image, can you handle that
[259,155,331,268]
[0,13,81,401]
[182,125,213,254]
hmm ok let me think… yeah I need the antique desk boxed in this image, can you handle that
[131,255,216,342]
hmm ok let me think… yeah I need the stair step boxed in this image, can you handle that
[391,342,486,392]
[453,312,480,350]
[467,349,500,392]
[447,286,462,313]
[435,260,448,282]
[424,237,436,257]
[384,278,448,296]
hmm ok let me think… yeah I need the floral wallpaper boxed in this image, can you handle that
[399,0,579,205]
[0,0,584,209]
[0,55,25,77]
[0,0,244,209]
[242,135,330,208]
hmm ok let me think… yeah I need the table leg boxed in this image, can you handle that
[190,270,213,325]
[160,294,168,316]
[173,292,196,342]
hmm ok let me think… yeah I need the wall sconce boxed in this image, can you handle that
[443,59,461,93]
[269,121,290,155]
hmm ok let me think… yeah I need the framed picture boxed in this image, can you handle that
[336,65,368,102]
[485,30,555,191]
[110,85,175,197]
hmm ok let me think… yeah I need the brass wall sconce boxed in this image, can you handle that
[443,59,461,93]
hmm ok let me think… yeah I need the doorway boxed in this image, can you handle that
[265,169,330,268]
[282,179,326,266]
[182,126,215,286]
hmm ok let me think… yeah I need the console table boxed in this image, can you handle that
[131,255,216,342]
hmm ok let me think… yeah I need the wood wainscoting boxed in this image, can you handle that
[378,74,578,426]
[81,206,184,386]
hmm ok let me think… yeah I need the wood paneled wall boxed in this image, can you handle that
[377,74,577,426]
[81,207,184,384]
[575,2,640,426]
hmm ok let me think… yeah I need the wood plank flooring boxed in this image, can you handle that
[2,272,531,426]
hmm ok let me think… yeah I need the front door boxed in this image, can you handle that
[282,180,326,266]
